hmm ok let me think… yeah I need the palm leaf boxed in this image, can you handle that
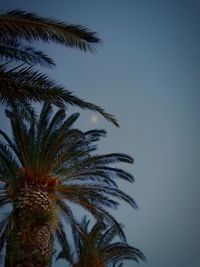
[0,65,119,126]
[0,37,55,67]
[0,142,20,178]
[5,101,36,122]
[0,9,101,52]
[56,221,73,264]
[0,213,13,254]
[103,242,146,264]
[97,224,125,249]
[85,129,107,143]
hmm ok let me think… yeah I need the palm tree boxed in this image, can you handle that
[0,103,137,267]
[57,216,146,267]
[0,9,119,126]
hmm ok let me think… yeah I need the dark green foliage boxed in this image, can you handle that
[0,103,136,263]
[0,9,119,126]
[0,37,55,67]
[0,9,101,52]
[0,64,119,126]
[57,216,146,266]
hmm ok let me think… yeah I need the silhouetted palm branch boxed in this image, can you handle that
[0,37,55,67]
[0,10,120,127]
[0,9,101,52]
[0,65,119,126]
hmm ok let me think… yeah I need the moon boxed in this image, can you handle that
[90,115,98,124]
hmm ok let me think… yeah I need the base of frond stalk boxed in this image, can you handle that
[6,186,56,267]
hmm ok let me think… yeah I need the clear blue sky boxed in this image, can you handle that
[0,1,200,267]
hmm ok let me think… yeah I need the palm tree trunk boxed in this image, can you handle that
[6,185,55,267]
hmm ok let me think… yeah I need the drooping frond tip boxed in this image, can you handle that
[0,65,119,127]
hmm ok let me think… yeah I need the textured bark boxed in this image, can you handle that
[6,186,54,267]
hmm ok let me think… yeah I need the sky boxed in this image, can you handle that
[0,0,200,267]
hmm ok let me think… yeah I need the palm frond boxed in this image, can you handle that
[80,216,90,234]
[85,129,107,143]
[0,65,119,126]
[58,184,137,209]
[95,167,134,183]
[56,221,73,264]
[46,108,66,135]
[97,224,125,249]
[57,199,82,260]
[58,153,133,182]
[0,9,101,52]
[0,128,20,162]
[5,109,30,169]
[37,102,53,142]
[5,101,36,124]
[0,213,13,254]
[62,170,118,188]
[62,196,126,243]
[0,196,10,210]
[103,242,146,264]
[88,222,105,245]
[0,37,55,67]
[66,153,133,171]
[0,142,20,178]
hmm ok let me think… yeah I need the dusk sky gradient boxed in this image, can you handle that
[0,1,200,267]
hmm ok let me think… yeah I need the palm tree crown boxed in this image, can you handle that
[0,104,136,266]
[57,216,146,267]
